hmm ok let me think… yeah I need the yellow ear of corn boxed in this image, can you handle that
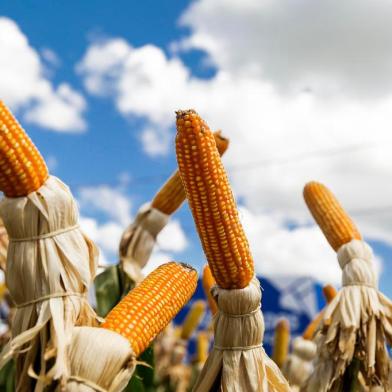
[0,101,49,197]
[303,283,338,340]
[272,319,290,369]
[202,264,218,316]
[180,300,206,340]
[102,262,198,357]
[176,110,254,289]
[151,131,229,215]
[322,284,337,303]
[196,331,209,364]
[303,181,362,251]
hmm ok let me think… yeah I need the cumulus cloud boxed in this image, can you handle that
[0,17,86,132]
[178,0,392,98]
[76,0,392,270]
[78,185,132,226]
[156,219,188,253]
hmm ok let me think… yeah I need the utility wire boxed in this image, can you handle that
[67,142,382,189]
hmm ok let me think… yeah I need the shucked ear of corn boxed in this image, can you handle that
[272,319,290,369]
[202,264,218,316]
[102,262,198,357]
[151,130,229,215]
[65,262,198,392]
[176,110,253,289]
[0,102,99,391]
[303,181,361,251]
[303,181,392,391]
[0,101,49,197]
[180,300,206,340]
[177,110,290,391]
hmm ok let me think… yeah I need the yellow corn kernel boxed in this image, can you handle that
[102,262,198,356]
[202,264,218,316]
[180,300,206,340]
[151,131,229,215]
[272,319,290,369]
[303,181,362,251]
[176,109,254,289]
[0,101,49,197]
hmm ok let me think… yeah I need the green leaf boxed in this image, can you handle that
[0,360,15,392]
[95,265,122,317]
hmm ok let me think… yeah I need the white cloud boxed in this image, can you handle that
[0,17,86,132]
[76,1,392,262]
[78,185,132,226]
[240,206,383,285]
[142,250,173,276]
[178,0,392,98]
[156,219,188,253]
[80,216,123,265]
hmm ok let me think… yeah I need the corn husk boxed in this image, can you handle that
[0,218,8,271]
[283,337,316,389]
[119,203,169,283]
[0,176,99,391]
[62,327,134,392]
[193,277,291,392]
[303,240,392,391]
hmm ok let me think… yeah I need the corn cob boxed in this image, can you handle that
[202,264,218,316]
[303,181,361,251]
[152,131,229,215]
[196,332,209,364]
[303,284,337,340]
[176,110,254,289]
[102,262,198,357]
[180,300,206,340]
[0,101,49,197]
[272,319,290,369]
[322,284,337,303]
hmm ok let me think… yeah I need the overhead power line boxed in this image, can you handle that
[68,142,384,189]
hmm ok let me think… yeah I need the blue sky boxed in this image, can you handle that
[1,0,392,298]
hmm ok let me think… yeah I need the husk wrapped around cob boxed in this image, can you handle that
[176,109,290,391]
[0,102,99,391]
[0,218,8,271]
[284,284,337,389]
[302,181,392,391]
[64,262,198,391]
[119,131,229,284]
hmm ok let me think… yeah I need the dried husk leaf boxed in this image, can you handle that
[303,240,392,392]
[119,203,169,283]
[193,278,291,392]
[62,327,135,392]
[0,218,8,271]
[0,176,99,391]
[283,337,316,388]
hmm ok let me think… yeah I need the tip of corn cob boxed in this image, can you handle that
[322,284,337,303]
[275,318,290,332]
[303,181,362,251]
[0,101,49,197]
[102,262,198,356]
[176,109,254,289]
[213,130,230,155]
